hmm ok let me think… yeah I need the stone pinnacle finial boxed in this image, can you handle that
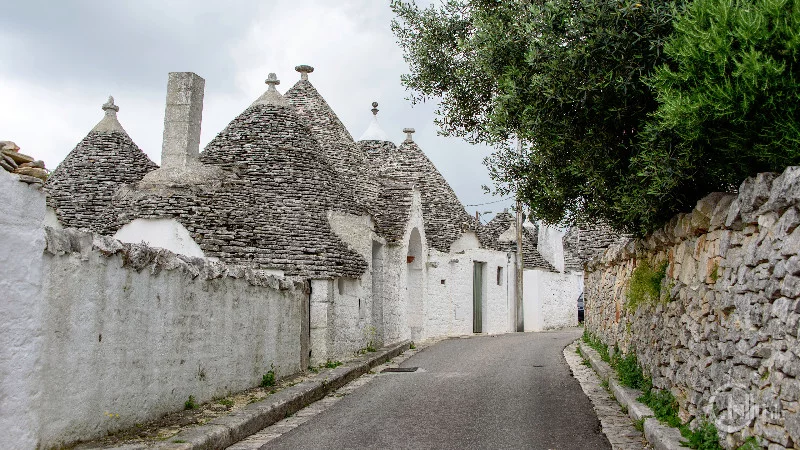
[403,127,416,142]
[295,65,314,81]
[371,102,379,116]
[265,73,280,90]
[91,95,126,133]
[102,96,119,113]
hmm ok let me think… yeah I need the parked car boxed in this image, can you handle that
[577,294,585,323]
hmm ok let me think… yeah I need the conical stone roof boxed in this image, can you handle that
[45,97,158,231]
[195,74,368,278]
[481,212,556,271]
[284,66,379,205]
[372,135,476,252]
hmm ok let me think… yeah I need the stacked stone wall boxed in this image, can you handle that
[585,167,800,448]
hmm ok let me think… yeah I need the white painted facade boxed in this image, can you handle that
[37,248,305,446]
[0,170,46,450]
[114,217,206,258]
[1,172,308,447]
[523,269,583,331]
[537,222,566,273]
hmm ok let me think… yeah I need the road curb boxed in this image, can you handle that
[577,341,686,450]
[109,340,411,450]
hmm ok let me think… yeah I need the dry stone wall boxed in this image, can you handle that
[585,166,800,449]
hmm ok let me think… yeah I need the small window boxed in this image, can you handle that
[497,267,503,285]
[441,279,446,285]
[338,278,346,295]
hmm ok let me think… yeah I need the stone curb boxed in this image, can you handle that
[578,342,686,450]
[108,340,411,450]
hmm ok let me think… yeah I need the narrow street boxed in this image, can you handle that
[259,329,610,450]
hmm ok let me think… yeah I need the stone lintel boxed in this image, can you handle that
[161,72,205,169]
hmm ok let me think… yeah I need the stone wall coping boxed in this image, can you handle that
[587,165,800,271]
[43,226,307,292]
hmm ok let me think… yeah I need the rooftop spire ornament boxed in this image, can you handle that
[295,65,314,81]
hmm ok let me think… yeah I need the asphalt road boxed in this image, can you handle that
[265,329,610,450]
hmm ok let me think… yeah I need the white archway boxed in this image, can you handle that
[406,228,424,341]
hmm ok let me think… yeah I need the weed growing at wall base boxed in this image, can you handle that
[323,359,343,369]
[184,395,198,410]
[680,420,723,450]
[639,388,681,428]
[583,330,722,448]
[613,352,649,391]
[582,328,610,362]
[261,364,276,388]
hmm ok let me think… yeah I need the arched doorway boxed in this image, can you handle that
[406,228,424,341]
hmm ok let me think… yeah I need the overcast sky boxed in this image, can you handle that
[0,0,513,222]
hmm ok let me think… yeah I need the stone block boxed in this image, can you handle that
[782,225,800,257]
[710,193,738,230]
[761,166,800,213]
[757,421,792,447]
[781,275,800,299]
[786,411,800,449]
[726,198,744,229]
[161,72,205,168]
[776,207,800,239]
[739,172,777,223]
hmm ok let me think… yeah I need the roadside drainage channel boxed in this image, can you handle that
[577,341,686,450]
[109,340,411,450]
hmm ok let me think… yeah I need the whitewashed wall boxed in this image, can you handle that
[0,175,309,449]
[0,171,46,450]
[322,210,387,364]
[36,230,307,447]
[114,217,206,258]
[538,223,566,272]
[425,247,513,338]
[383,192,426,345]
[523,269,582,331]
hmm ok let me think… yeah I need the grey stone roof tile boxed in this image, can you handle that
[106,88,369,279]
[45,98,158,232]
[365,139,475,253]
[481,212,556,271]
[372,180,414,243]
[284,76,381,208]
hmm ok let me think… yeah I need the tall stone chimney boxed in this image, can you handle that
[140,72,226,186]
[161,72,205,168]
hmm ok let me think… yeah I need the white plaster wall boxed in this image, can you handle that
[380,190,426,345]
[537,222,566,272]
[324,211,383,362]
[309,276,376,365]
[309,278,334,365]
[424,247,513,339]
[114,217,205,258]
[44,206,63,229]
[467,248,513,335]
[523,269,582,331]
[35,240,305,447]
[382,243,411,344]
[449,230,481,253]
[0,171,46,450]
